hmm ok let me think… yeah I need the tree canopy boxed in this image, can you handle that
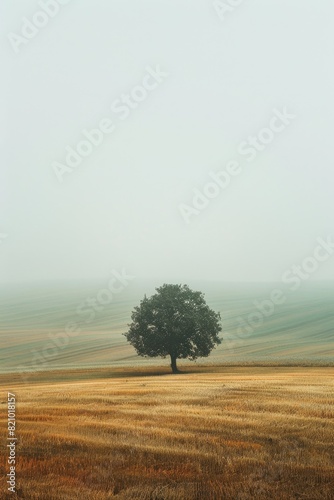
[123,284,222,373]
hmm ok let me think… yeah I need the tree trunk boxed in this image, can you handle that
[170,355,179,374]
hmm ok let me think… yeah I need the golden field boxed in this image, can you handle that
[1,366,333,499]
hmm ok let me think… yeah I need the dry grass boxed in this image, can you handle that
[1,366,333,499]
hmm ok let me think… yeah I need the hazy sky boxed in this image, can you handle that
[1,0,334,284]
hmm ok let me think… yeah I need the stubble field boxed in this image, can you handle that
[1,366,333,499]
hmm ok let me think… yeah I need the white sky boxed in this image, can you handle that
[1,0,334,284]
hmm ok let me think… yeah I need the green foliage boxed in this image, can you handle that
[124,284,222,367]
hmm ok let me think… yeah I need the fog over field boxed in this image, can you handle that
[1,280,333,374]
[1,1,334,374]
[2,3,334,499]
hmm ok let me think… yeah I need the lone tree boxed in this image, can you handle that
[124,284,222,373]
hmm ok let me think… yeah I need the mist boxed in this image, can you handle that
[1,0,334,285]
